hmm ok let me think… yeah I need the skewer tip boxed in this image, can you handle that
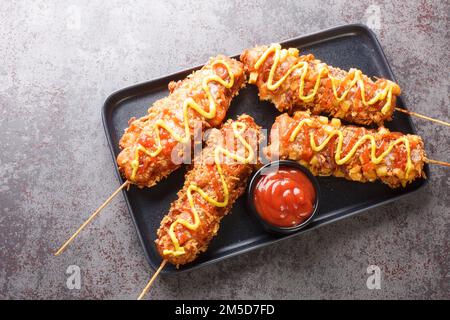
[137,260,167,300]
[425,158,450,168]
[395,107,450,128]
[53,180,130,257]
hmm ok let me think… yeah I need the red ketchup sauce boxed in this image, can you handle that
[253,166,316,228]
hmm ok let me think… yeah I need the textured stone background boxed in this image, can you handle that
[0,0,448,300]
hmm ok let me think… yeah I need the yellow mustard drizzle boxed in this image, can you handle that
[253,44,396,114]
[163,121,255,256]
[289,118,412,179]
[130,60,235,180]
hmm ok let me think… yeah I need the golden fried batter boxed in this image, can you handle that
[117,56,245,188]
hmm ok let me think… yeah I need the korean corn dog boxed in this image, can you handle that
[265,112,426,188]
[241,44,401,126]
[117,56,246,188]
[156,115,260,266]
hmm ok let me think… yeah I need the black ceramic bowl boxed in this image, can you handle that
[247,160,320,234]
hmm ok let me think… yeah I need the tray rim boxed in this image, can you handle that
[101,23,429,274]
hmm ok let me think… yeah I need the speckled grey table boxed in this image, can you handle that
[1,0,449,300]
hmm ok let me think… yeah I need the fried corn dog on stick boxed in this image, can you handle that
[54,57,245,257]
[117,56,246,188]
[241,44,401,126]
[265,112,426,188]
[156,115,260,266]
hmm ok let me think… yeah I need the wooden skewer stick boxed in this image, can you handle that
[137,260,168,300]
[425,158,450,168]
[395,107,450,127]
[54,180,131,256]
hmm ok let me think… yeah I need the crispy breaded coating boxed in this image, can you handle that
[117,56,245,188]
[156,115,260,266]
[241,44,401,126]
[265,112,425,188]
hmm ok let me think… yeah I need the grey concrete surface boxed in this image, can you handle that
[0,0,449,300]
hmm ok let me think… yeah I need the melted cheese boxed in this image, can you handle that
[253,44,396,114]
[289,118,412,179]
[130,60,235,180]
[163,121,255,256]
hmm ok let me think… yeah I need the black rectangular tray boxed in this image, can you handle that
[102,24,428,274]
